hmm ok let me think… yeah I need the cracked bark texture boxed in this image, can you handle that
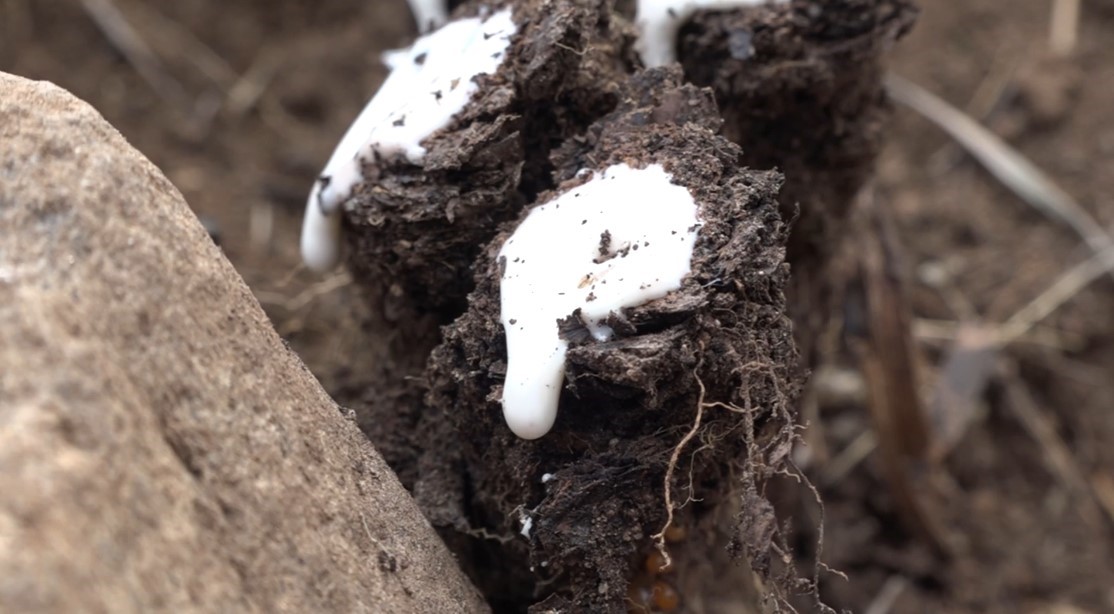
[0,72,487,614]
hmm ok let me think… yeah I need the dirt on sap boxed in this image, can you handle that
[336,8,804,610]
[332,0,644,509]
[7,0,1114,613]
[344,0,638,319]
[423,68,799,611]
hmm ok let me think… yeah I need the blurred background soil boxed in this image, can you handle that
[3,0,1112,612]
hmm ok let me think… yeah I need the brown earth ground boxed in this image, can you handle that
[4,0,1113,612]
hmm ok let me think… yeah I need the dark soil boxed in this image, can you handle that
[337,0,895,607]
[6,0,1114,613]
[677,0,918,361]
[345,0,637,318]
[422,67,797,612]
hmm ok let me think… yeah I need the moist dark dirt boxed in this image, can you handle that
[328,1,639,490]
[7,0,1114,613]
[422,67,798,612]
[677,0,918,362]
[344,0,637,319]
[339,0,644,514]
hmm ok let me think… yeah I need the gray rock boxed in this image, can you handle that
[0,72,487,614]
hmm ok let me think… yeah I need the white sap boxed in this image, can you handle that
[407,0,449,31]
[498,163,702,439]
[634,0,786,67]
[301,9,517,271]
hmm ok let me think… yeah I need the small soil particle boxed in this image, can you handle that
[423,67,800,612]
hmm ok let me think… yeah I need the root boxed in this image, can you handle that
[653,357,799,573]
[651,355,707,570]
[785,460,844,614]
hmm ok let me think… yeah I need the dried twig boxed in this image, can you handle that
[820,430,876,488]
[853,190,931,461]
[927,46,1020,174]
[886,73,1114,283]
[226,48,284,118]
[121,1,238,89]
[846,189,949,556]
[253,271,352,312]
[914,318,1084,352]
[1003,370,1111,530]
[999,243,1114,343]
[79,0,188,108]
[1090,473,1114,528]
[864,576,909,614]
[1049,0,1081,57]
[915,242,1114,461]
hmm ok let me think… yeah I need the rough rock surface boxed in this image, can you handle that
[0,72,487,614]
